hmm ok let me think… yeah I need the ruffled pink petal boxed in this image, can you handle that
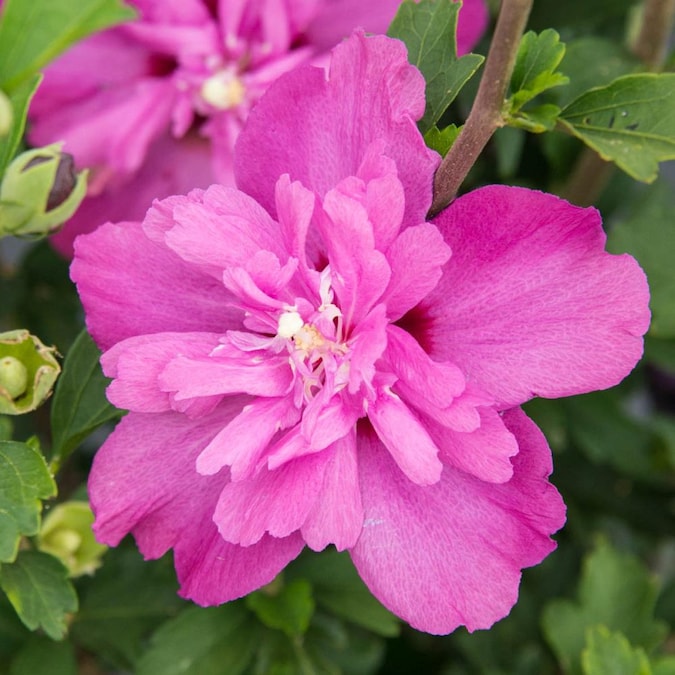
[71,221,242,350]
[51,132,214,258]
[301,432,363,551]
[213,451,330,545]
[350,408,566,634]
[367,389,443,485]
[384,223,451,320]
[132,0,213,24]
[235,31,439,228]
[196,397,299,478]
[146,184,287,280]
[102,331,221,413]
[422,186,650,407]
[385,325,464,409]
[319,190,391,327]
[159,353,292,399]
[426,407,519,483]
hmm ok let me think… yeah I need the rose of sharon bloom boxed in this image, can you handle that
[71,33,650,634]
[28,0,489,256]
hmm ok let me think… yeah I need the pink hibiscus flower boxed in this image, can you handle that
[28,0,489,256]
[71,32,649,634]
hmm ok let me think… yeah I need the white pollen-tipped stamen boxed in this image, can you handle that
[277,310,304,339]
[201,72,245,109]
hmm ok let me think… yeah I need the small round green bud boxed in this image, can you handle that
[0,356,28,399]
[39,502,107,577]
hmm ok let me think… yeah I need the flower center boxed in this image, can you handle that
[200,70,245,109]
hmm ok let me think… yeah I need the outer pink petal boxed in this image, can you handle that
[88,405,302,605]
[89,405,238,553]
[423,186,650,407]
[235,32,439,227]
[51,132,214,258]
[102,331,221,413]
[456,0,490,56]
[350,409,566,634]
[71,221,242,350]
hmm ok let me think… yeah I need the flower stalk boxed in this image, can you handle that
[430,0,533,215]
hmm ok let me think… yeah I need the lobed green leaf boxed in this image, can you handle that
[581,626,651,675]
[0,440,56,563]
[246,578,315,637]
[387,0,484,133]
[542,540,668,675]
[559,73,675,182]
[0,550,77,640]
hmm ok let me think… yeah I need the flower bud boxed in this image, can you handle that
[0,89,11,137]
[38,502,107,577]
[0,330,60,415]
[0,143,87,238]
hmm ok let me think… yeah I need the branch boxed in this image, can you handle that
[429,0,533,215]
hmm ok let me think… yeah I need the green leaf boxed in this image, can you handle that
[0,76,40,176]
[542,540,668,675]
[582,626,651,675]
[555,37,640,108]
[387,0,484,133]
[9,635,77,675]
[561,390,656,479]
[0,0,137,92]
[246,578,315,637]
[50,329,123,468]
[287,550,400,638]
[0,440,56,563]
[0,550,78,640]
[508,103,562,133]
[423,124,460,156]
[607,180,675,338]
[136,605,258,675]
[72,546,184,669]
[559,74,675,183]
[509,29,569,110]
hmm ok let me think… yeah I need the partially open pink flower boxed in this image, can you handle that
[29,0,489,256]
[72,32,649,634]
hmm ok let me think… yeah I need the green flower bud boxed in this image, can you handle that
[0,330,60,415]
[38,502,107,577]
[0,356,28,399]
[0,143,87,238]
[0,89,11,137]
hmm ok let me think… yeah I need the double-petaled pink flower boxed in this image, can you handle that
[72,32,649,634]
[28,0,489,256]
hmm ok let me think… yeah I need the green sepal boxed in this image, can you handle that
[0,330,60,415]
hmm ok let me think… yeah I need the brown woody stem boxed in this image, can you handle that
[429,0,533,216]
